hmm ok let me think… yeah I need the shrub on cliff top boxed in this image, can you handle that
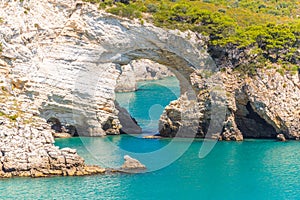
[93,0,299,72]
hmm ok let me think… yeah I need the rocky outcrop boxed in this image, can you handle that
[159,93,204,138]
[115,64,138,92]
[0,0,298,144]
[277,134,286,142]
[0,0,211,136]
[115,102,142,134]
[133,59,174,81]
[0,75,105,177]
[121,155,146,170]
[159,68,300,140]
[115,59,174,92]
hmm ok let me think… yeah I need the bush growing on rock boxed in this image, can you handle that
[96,0,300,74]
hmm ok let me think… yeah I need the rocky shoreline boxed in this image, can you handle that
[0,0,299,179]
[159,66,300,141]
[0,75,105,178]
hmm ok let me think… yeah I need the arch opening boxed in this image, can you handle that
[115,59,181,134]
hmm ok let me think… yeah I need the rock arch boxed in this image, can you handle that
[3,0,299,139]
[4,0,215,136]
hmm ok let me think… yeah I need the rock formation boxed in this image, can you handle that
[277,134,286,142]
[0,0,211,137]
[159,67,300,140]
[121,155,146,170]
[1,0,298,181]
[115,102,142,134]
[0,74,105,177]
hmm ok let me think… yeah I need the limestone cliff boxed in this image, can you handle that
[159,64,300,141]
[0,0,298,147]
[0,70,104,177]
[0,0,211,137]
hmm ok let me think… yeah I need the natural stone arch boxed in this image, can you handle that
[5,0,218,136]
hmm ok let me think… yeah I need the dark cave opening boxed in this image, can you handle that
[47,117,79,137]
[235,101,277,138]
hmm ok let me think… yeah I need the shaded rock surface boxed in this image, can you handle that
[159,67,300,141]
[115,102,142,134]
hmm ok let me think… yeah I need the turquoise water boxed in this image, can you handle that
[1,77,300,199]
[2,137,300,199]
[116,77,180,133]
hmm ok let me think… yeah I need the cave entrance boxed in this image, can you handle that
[115,59,180,134]
[235,101,277,138]
[47,117,79,137]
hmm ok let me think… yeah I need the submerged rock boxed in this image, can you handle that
[143,135,163,139]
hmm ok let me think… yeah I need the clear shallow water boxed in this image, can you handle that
[1,77,300,200]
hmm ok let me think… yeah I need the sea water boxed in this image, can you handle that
[1,77,300,200]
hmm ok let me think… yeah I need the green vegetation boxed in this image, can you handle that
[107,2,143,19]
[91,0,299,75]
[0,111,19,122]
[8,114,18,121]
[34,23,40,29]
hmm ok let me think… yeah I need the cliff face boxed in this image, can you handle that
[159,65,300,141]
[0,0,298,144]
[0,70,105,177]
[0,0,211,136]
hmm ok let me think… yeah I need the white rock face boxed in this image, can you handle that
[132,59,174,81]
[0,75,105,177]
[0,0,211,136]
[115,64,137,92]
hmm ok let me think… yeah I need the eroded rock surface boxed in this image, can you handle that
[0,75,105,178]
[121,155,146,170]
[159,68,300,140]
[0,0,211,136]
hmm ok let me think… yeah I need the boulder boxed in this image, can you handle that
[277,134,286,142]
[121,155,146,170]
